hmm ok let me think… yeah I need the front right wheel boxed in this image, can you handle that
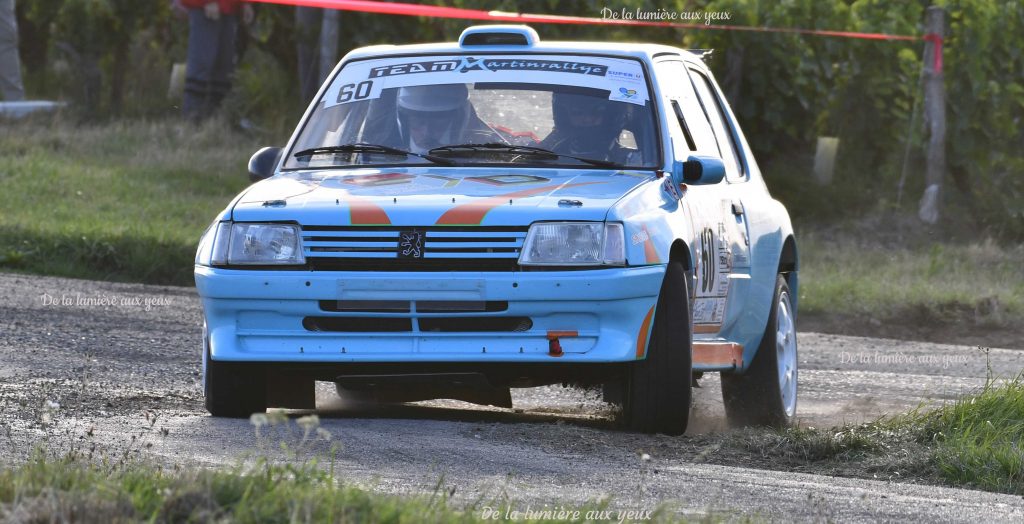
[721,274,798,427]
[203,324,267,418]
[621,261,693,435]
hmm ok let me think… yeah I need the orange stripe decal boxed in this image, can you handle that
[635,306,656,359]
[692,342,744,368]
[642,227,660,264]
[342,193,391,225]
[693,324,721,334]
[435,182,604,225]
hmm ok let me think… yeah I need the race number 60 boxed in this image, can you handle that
[337,80,373,103]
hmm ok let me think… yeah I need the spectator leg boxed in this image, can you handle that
[208,14,238,112]
[0,0,25,101]
[183,9,219,120]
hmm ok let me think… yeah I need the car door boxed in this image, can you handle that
[685,64,755,338]
[654,59,734,337]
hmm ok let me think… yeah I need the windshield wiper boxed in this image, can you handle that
[428,143,622,168]
[292,143,455,166]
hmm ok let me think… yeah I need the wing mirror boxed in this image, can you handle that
[670,155,726,187]
[248,147,282,182]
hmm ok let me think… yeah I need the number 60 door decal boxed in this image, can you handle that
[693,224,730,331]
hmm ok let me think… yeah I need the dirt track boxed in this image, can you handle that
[1,271,1023,522]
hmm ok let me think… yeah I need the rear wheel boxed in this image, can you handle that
[622,262,692,435]
[203,326,267,417]
[721,274,798,427]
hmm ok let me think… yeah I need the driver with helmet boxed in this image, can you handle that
[541,92,635,164]
[395,83,505,153]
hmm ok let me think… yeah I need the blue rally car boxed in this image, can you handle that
[194,26,799,434]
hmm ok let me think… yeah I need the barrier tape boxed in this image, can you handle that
[245,0,943,84]
[922,33,944,73]
[246,0,924,42]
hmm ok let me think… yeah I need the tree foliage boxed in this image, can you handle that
[937,0,1024,237]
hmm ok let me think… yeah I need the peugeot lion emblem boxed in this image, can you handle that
[398,230,425,259]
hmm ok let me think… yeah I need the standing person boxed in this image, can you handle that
[0,0,25,101]
[180,0,253,120]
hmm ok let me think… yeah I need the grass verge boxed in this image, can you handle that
[920,376,1024,493]
[798,235,1024,325]
[796,225,1024,347]
[0,118,260,285]
[0,452,488,523]
[714,374,1024,495]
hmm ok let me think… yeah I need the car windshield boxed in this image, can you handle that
[284,54,660,170]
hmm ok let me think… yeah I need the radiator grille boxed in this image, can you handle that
[302,226,527,272]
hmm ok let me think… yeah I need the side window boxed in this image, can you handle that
[688,68,744,180]
[654,61,720,158]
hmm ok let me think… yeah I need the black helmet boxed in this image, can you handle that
[550,92,628,157]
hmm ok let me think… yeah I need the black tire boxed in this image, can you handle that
[721,274,798,428]
[203,333,267,417]
[622,261,692,435]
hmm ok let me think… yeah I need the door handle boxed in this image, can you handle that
[731,201,745,216]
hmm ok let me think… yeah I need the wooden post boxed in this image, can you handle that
[318,9,340,85]
[295,7,320,104]
[918,6,946,224]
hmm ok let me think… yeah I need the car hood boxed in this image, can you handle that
[231,167,654,226]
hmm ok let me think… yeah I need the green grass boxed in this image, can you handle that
[728,375,1024,495]
[918,376,1024,493]
[0,119,260,284]
[798,233,1024,328]
[0,453,485,523]
[0,455,694,522]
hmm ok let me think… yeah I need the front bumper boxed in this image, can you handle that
[195,265,664,363]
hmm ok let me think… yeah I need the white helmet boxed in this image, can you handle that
[397,84,469,112]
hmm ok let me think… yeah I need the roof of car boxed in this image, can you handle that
[341,26,705,67]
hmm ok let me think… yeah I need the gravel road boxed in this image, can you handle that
[1,271,1022,522]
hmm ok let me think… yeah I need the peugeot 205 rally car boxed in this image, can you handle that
[194,26,799,434]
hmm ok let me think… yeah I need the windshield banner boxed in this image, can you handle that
[323,54,649,108]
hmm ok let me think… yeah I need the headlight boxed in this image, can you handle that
[519,222,625,266]
[226,223,305,265]
[196,222,304,266]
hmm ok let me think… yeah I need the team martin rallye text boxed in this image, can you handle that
[194,26,799,434]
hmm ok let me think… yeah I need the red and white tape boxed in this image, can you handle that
[246,0,926,42]
[245,0,942,206]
